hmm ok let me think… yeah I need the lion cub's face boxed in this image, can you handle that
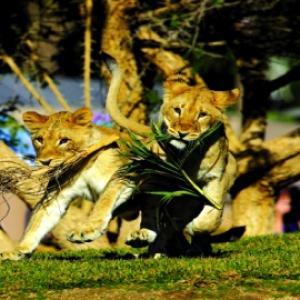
[23,108,93,167]
[161,78,239,146]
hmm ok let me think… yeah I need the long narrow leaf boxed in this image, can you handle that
[181,170,222,210]
[119,121,225,210]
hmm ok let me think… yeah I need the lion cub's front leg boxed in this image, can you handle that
[0,195,70,260]
[67,179,133,243]
[126,228,157,248]
[185,156,236,238]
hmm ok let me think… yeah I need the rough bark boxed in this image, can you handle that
[232,150,300,236]
[267,154,300,190]
[231,127,300,235]
[232,180,275,236]
[137,26,206,86]
[229,60,300,235]
[236,129,300,179]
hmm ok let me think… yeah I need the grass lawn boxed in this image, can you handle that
[0,232,300,299]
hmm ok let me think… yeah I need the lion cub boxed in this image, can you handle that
[106,62,240,255]
[0,108,133,260]
[158,77,239,254]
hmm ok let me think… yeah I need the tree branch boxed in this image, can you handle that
[236,130,300,176]
[137,26,206,86]
[267,153,300,190]
[267,64,300,93]
[232,130,300,197]
[137,0,191,20]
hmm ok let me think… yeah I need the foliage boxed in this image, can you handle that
[1,1,300,112]
[0,99,35,159]
[0,233,300,299]
[119,122,224,210]
[144,88,162,111]
[0,0,29,59]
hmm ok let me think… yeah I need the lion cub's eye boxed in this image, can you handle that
[59,138,70,146]
[174,107,181,116]
[198,112,207,119]
[34,137,43,145]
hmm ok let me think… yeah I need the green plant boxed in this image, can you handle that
[119,121,224,210]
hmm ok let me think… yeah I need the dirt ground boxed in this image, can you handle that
[1,287,299,300]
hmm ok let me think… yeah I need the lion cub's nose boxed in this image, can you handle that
[39,159,52,166]
[178,132,188,139]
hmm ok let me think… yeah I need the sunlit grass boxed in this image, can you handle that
[1,233,300,299]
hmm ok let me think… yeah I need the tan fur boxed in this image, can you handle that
[106,63,151,136]
[106,63,240,240]
[0,108,134,260]
[0,228,15,252]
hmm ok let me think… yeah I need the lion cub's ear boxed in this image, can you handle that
[71,107,93,126]
[212,88,240,110]
[23,111,49,133]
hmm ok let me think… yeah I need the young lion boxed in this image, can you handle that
[0,107,134,260]
[105,62,240,255]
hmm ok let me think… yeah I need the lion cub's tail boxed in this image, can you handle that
[105,57,151,137]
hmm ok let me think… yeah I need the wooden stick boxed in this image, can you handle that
[0,55,54,113]
[83,0,93,108]
[43,73,71,111]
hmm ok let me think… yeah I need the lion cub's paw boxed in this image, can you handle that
[125,228,157,248]
[153,253,168,259]
[67,226,104,243]
[0,249,27,261]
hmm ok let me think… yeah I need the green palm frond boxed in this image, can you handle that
[118,121,224,210]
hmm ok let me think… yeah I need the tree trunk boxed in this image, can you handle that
[114,11,300,236]
[232,129,300,235]
[232,181,275,236]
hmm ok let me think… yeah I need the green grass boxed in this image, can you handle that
[1,233,300,299]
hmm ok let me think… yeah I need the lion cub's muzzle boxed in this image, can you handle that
[37,158,65,168]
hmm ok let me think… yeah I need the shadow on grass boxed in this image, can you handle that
[211,249,239,258]
[30,245,240,262]
[32,250,140,261]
